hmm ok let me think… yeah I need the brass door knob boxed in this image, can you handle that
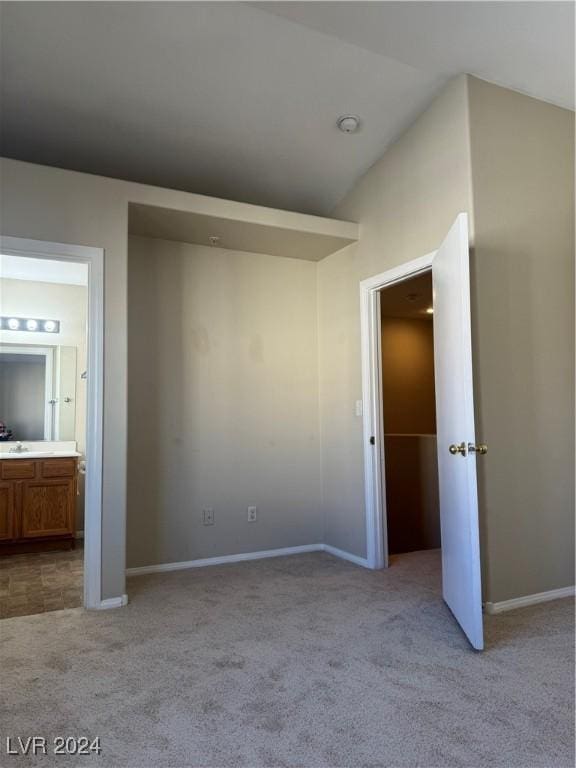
[468,443,488,455]
[449,442,467,456]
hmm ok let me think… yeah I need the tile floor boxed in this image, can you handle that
[0,543,83,618]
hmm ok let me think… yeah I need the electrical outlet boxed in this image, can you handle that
[202,508,215,526]
[247,506,257,523]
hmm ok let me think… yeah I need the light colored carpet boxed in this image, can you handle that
[1,550,573,768]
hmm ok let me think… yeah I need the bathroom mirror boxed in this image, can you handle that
[0,343,78,441]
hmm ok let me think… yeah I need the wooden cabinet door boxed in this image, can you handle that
[21,478,74,539]
[0,482,15,540]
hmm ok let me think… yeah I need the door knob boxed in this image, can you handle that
[468,443,488,455]
[449,442,467,456]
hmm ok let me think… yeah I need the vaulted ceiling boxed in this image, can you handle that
[1,2,572,216]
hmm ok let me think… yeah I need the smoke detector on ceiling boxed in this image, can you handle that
[337,115,360,134]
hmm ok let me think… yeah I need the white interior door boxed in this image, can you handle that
[432,213,484,650]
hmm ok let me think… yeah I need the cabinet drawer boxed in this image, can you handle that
[41,459,76,478]
[1,461,37,480]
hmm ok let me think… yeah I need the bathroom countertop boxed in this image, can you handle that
[0,450,82,460]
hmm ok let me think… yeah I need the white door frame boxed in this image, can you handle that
[360,252,436,569]
[0,235,104,609]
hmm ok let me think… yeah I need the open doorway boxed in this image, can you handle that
[0,237,105,614]
[0,254,88,617]
[360,215,484,650]
[379,271,440,559]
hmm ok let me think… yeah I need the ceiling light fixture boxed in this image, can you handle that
[337,115,360,134]
[208,236,221,247]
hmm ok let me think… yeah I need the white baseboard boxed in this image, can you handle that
[93,594,129,610]
[323,543,370,568]
[126,543,371,577]
[126,544,323,576]
[484,585,575,614]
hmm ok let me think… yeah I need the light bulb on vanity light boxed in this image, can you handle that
[26,319,38,331]
[7,318,20,330]
[43,320,57,333]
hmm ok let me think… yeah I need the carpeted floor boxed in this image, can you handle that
[1,550,573,768]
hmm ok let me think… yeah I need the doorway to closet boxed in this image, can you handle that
[379,272,440,558]
[360,214,485,650]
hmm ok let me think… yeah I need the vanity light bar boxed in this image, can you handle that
[0,316,60,333]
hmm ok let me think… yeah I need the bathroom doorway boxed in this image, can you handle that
[0,236,104,614]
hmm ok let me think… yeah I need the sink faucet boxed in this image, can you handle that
[9,442,28,454]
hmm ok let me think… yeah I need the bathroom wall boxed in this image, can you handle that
[127,236,322,567]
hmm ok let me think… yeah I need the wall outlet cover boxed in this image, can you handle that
[202,508,215,525]
[247,506,257,522]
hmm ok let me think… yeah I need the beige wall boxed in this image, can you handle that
[0,158,350,600]
[468,77,575,601]
[319,75,474,558]
[0,162,129,598]
[319,74,574,602]
[127,236,322,567]
[381,317,436,435]
[1,73,572,604]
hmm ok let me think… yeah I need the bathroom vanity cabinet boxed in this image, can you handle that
[0,456,78,553]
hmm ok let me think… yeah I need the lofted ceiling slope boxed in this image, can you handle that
[0,2,572,217]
